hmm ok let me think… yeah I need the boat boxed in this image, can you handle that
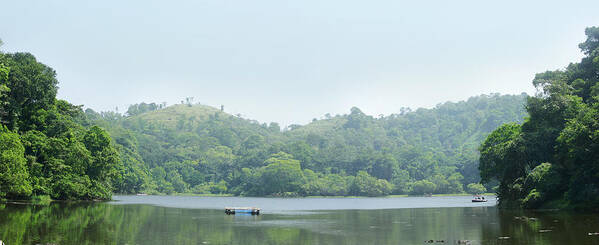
[472,195,488,202]
[225,207,261,215]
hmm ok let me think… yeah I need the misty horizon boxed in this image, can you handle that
[1,0,598,126]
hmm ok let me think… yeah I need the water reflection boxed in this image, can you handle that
[0,202,598,244]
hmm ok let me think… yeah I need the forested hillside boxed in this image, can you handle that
[479,27,599,209]
[86,93,527,197]
[0,44,121,200]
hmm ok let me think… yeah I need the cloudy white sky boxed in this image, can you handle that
[1,0,598,126]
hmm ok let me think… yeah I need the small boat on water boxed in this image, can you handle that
[225,207,261,215]
[472,195,487,202]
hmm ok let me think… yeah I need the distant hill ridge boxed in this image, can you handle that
[126,93,528,133]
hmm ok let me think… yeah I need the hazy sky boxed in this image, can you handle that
[1,0,598,126]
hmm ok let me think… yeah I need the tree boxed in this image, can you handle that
[202,146,236,182]
[430,174,451,194]
[151,167,174,194]
[1,52,58,131]
[479,123,525,184]
[320,174,351,196]
[167,170,187,193]
[391,169,411,194]
[410,180,436,195]
[284,141,315,170]
[257,152,305,195]
[350,171,392,196]
[83,126,120,182]
[367,154,398,181]
[344,107,369,129]
[126,102,159,116]
[0,126,32,198]
[447,173,465,193]
[579,26,599,55]
[0,81,9,125]
[242,135,265,150]
[268,122,280,132]
[466,183,486,195]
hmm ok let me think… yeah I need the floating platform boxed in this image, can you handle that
[225,207,261,215]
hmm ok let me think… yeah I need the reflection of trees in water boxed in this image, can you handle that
[481,209,599,245]
[2,204,596,245]
[0,204,491,245]
[0,202,155,244]
[0,203,280,244]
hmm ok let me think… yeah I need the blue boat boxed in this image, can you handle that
[225,207,261,215]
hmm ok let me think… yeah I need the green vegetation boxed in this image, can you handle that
[479,26,599,209]
[30,195,52,205]
[0,44,122,200]
[466,183,487,195]
[86,93,527,197]
[0,38,528,200]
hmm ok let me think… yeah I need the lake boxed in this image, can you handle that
[0,195,598,245]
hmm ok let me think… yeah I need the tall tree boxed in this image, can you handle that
[0,53,58,131]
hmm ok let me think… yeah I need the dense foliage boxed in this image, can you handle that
[86,93,527,197]
[479,27,599,209]
[0,45,121,200]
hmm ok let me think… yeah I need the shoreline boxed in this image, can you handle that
[2,193,497,205]
[114,193,496,198]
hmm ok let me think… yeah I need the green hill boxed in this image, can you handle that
[87,93,528,196]
[129,104,222,126]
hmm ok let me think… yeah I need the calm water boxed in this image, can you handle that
[0,195,598,245]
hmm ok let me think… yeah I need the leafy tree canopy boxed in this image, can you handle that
[480,26,599,209]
